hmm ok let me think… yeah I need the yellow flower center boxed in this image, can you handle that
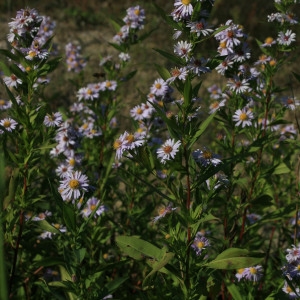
[239,112,248,121]
[269,59,276,66]
[0,100,5,106]
[211,102,219,109]
[69,158,75,167]
[106,81,112,87]
[203,150,212,159]
[237,268,245,274]
[219,41,227,49]
[265,37,274,44]
[158,207,166,215]
[87,89,92,95]
[3,120,11,128]
[249,267,257,275]
[113,139,122,150]
[126,134,135,144]
[28,51,37,58]
[197,241,205,249]
[155,83,162,89]
[53,223,60,229]
[82,123,89,130]
[171,68,181,77]
[90,204,96,210]
[181,0,191,5]
[134,9,140,15]
[136,108,143,115]
[69,179,80,189]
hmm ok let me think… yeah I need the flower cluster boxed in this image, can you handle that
[65,42,87,73]
[281,244,300,298]
[113,5,145,45]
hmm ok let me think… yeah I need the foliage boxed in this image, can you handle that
[0,1,300,299]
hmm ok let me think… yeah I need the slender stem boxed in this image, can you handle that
[9,210,24,296]
[184,144,191,290]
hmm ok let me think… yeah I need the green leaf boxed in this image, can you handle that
[143,252,174,288]
[188,112,216,149]
[155,64,171,81]
[62,203,76,233]
[116,236,166,261]
[153,48,184,66]
[105,276,128,295]
[225,278,244,300]
[74,248,86,264]
[272,162,290,175]
[204,248,264,270]
[36,220,61,234]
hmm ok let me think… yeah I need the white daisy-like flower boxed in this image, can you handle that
[150,78,169,97]
[232,108,254,128]
[80,197,107,218]
[59,171,89,201]
[192,148,222,167]
[56,163,74,178]
[157,138,181,164]
[100,80,117,91]
[261,36,276,47]
[153,203,177,222]
[187,57,210,75]
[227,77,251,94]
[174,40,193,61]
[119,52,130,62]
[215,59,233,75]
[286,244,300,263]
[209,99,226,114]
[166,67,188,83]
[277,29,296,46]
[0,118,18,132]
[173,0,193,20]
[3,74,22,88]
[187,19,214,37]
[44,112,63,127]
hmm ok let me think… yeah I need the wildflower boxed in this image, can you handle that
[44,112,63,127]
[153,203,177,222]
[227,77,251,94]
[215,59,233,75]
[174,40,193,61]
[55,163,74,178]
[187,19,213,37]
[286,244,300,263]
[0,118,18,132]
[81,197,107,218]
[191,233,210,256]
[173,0,193,20]
[187,57,210,75]
[130,104,145,121]
[0,99,12,110]
[119,52,130,62]
[244,265,263,281]
[65,42,87,72]
[3,74,22,88]
[235,268,246,281]
[101,80,117,91]
[246,213,261,224]
[32,211,52,221]
[77,86,99,101]
[166,67,188,83]
[261,36,276,47]
[282,281,300,299]
[232,108,254,128]
[59,171,89,201]
[150,78,169,97]
[157,138,181,164]
[192,147,222,167]
[277,29,296,46]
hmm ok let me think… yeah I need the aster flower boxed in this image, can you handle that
[209,99,226,114]
[232,108,254,128]
[101,80,117,91]
[191,233,210,256]
[153,203,177,222]
[243,265,263,282]
[80,197,107,218]
[119,52,130,62]
[277,29,296,46]
[44,112,63,127]
[0,118,18,132]
[150,78,169,97]
[3,74,22,88]
[192,147,222,167]
[59,171,89,201]
[227,77,251,94]
[173,0,193,20]
[0,99,12,110]
[157,138,181,164]
[187,57,210,75]
[174,40,193,61]
[187,19,214,37]
[261,36,276,47]
[286,244,300,263]
[55,163,74,178]
[215,59,233,75]
[282,281,300,299]
[166,67,188,84]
